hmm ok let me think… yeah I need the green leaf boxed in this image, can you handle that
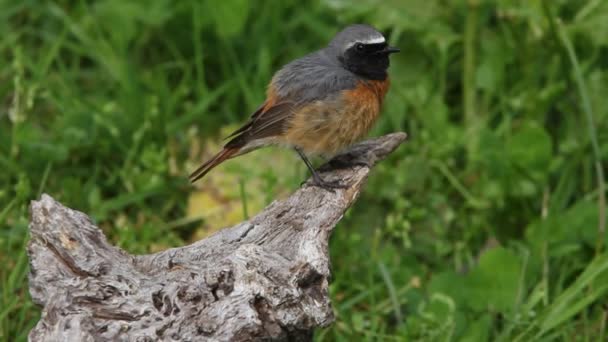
[526,199,605,252]
[466,247,523,313]
[507,123,553,182]
[572,1,608,47]
[476,32,509,92]
[207,0,250,38]
[429,271,468,305]
[477,128,510,180]
[459,313,491,342]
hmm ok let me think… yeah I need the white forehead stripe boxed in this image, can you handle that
[346,35,386,48]
[360,36,385,44]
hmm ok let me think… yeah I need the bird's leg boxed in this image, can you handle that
[294,147,348,190]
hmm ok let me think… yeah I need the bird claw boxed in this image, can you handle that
[295,147,350,191]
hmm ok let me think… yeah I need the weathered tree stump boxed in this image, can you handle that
[27,133,407,341]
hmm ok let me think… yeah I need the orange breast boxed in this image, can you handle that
[342,78,390,126]
[283,78,390,156]
[345,79,391,108]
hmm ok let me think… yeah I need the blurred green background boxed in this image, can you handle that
[1,0,608,340]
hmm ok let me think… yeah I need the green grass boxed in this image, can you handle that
[1,0,608,341]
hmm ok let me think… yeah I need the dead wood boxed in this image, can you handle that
[27,132,407,341]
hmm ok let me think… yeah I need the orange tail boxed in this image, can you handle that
[189,147,239,183]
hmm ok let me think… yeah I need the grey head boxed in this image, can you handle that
[327,24,400,80]
[270,24,399,103]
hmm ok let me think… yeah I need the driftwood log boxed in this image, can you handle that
[27,133,407,341]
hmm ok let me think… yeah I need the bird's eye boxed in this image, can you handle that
[355,43,364,51]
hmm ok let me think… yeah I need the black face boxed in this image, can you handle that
[340,42,399,80]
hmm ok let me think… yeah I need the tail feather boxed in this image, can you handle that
[189,148,238,183]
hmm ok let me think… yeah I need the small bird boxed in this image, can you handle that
[190,24,399,188]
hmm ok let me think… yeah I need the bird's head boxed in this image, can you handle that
[329,24,400,80]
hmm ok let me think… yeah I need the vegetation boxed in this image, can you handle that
[1,0,607,340]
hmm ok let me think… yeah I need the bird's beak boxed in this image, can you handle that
[377,46,400,55]
[384,46,400,54]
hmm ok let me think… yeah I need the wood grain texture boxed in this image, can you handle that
[27,132,407,342]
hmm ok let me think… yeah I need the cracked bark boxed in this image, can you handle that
[27,132,407,342]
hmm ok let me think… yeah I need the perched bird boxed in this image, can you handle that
[190,24,399,188]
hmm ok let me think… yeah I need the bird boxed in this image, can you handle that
[189,24,399,189]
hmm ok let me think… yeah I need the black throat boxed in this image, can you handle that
[339,42,391,80]
[344,62,388,80]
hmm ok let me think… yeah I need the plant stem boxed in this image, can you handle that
[542,0,606,256]
[463,0,479,127]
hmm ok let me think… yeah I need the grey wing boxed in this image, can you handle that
[224,50,357,148]
[271,50,358,103]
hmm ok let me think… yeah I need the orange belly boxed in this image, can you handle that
[283,79,390,156]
